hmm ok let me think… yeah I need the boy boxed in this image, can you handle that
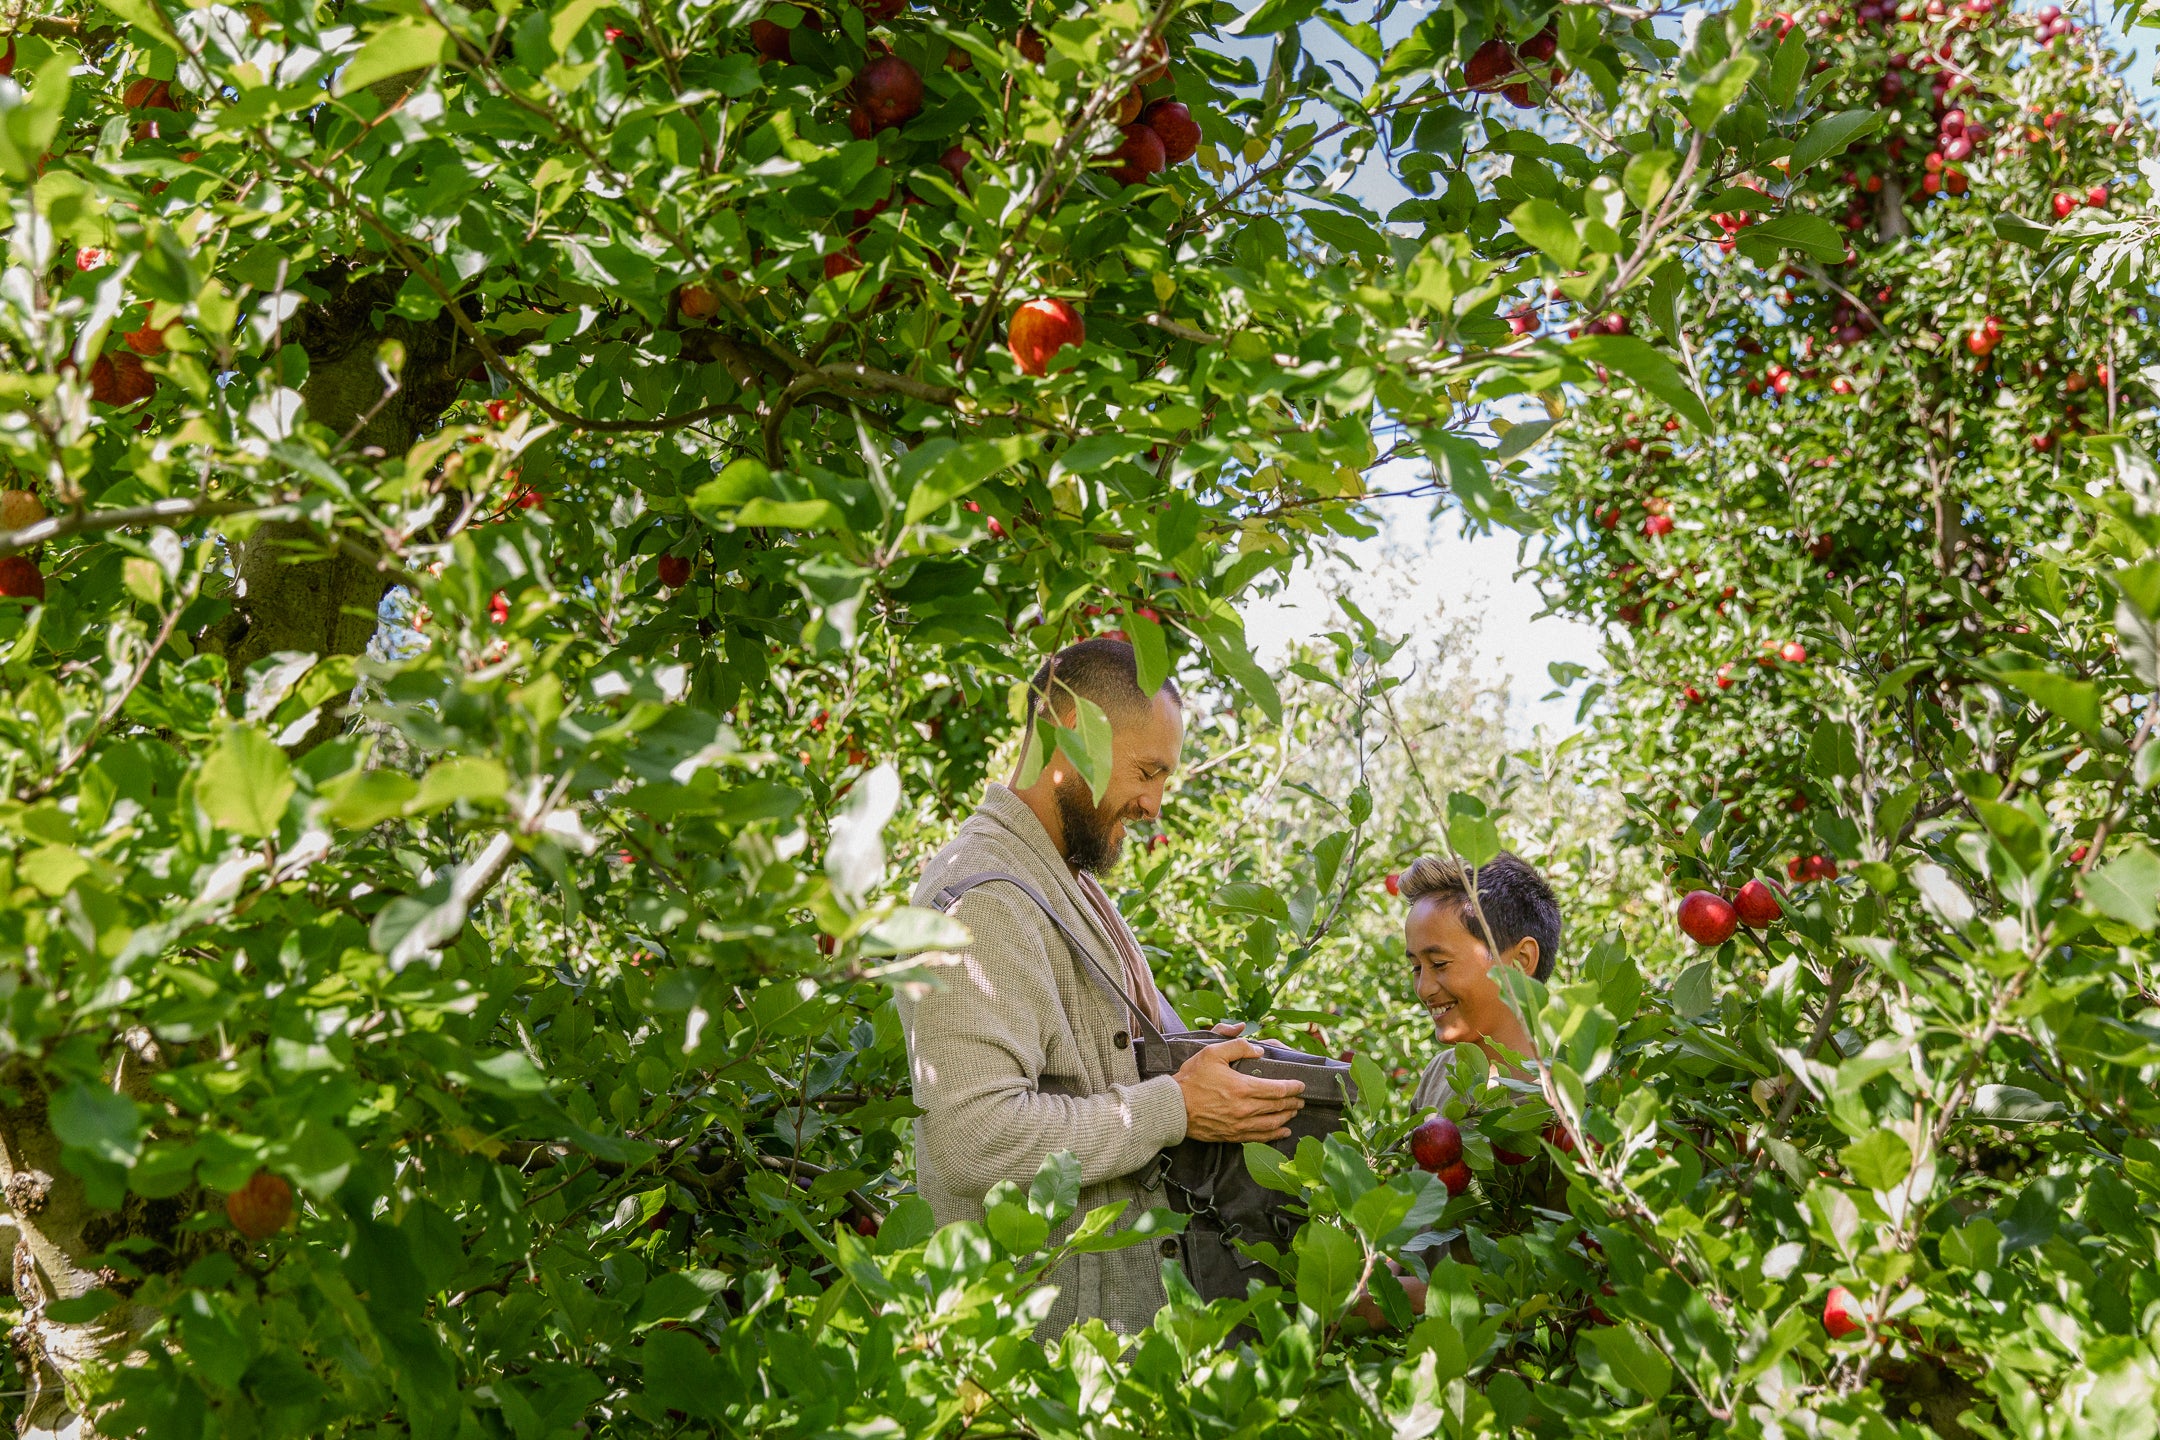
[1402,851,1563,1113]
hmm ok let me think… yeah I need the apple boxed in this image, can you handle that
[1492,1140,1533,1165]
[1141,100,1200,165]
[1148,832,1168,850]
[1,489,45,532]
[123,77,180,111]
[0,39,12,77]
[1113,86,1144,126]
[1409,1116,1463,1172]
[1008,297,1085,376]
[486,398,514,424]
[1015,26,1045,63]
[859,0,906,21]
[88,351,156,407]
[852,1211,880,1237]
[2052,191,2077,218]
[0,556,45,603]
[1436,1160,1473,1196]
[489,591,510,625]
[823,247,862,279]
[2031,433,2054,452]
[1542,1122,1577,1154]
[1830,376,1854,394]
[2088,183,2109,207]
[1677,890,1739,946]
[1643,514,1674,537]
[1733,879,1783,929]
[1383,871,1400,896]
[658,554,691,589]
[75,247,106,271]
[1822,1286,1863,1338]
[678,284,720,320]
[1465,37,1515,92]
[1714,664,1734,689]
[1517,22,1558,60]
[1107,122,1167,186]
[854,55,922,131]
[750,11,819,62]
[226,1170,293,1239]
[1780,641,1807,663]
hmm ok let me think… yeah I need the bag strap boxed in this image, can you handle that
[932,869,1169,1046]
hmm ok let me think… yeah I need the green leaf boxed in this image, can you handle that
[1736,213,1846,264]
[1840,1129,1913,1192]
[1570,335,1712,432]
[631,1271,728,1329]
[1292,1219,1363,1322]
[1030,1150,1082,1223]
[52,1084,143,1167]
[1686,54,1759,131]
[1229,0,1328,34]
[1216,881,1290,922]
[336,19,453,97]
[1508,200,1583,268]
[198,725,296,839]
[321,769,419,830]
[1970,1085,2066,1123]
[1999,669,2102,736]
[1192,615,1283,722]
[1671,958,1715,1017]
[1058,695,1115,806]
[1786,109,1884,174]
[2086,844,2160,932]
[0,57,72,183]
[1585,1323,1672,1401]
[899,436,1030,524]
[411,755,509,813]
[1243,1141,1301,1195]
[1127,611,1170,698]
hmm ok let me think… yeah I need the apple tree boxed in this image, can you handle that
[0,0,1895,1432]
[1503,0,2160,1432]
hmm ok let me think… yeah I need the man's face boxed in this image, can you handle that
[1049,691,1184,874]
[1407,897,1536,1047]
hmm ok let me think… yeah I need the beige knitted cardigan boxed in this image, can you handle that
[899,784,1189,1339]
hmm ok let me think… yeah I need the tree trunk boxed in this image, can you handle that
[203,269,469,683]
[6,273,466,1437]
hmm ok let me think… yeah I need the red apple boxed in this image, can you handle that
[1733,879,1782,928]
[1677,889,1739,946]
[854,55,922,131]
[1409,1116,1463,1173]
[1114,86,1143,126]
[1015,26,1045,63]
[88,351,156,407]
[1008,297,1085,376]
[750,12,819,62]
[824,247,862,280]
[0,556,45,603]
[1383,871,1400,896]
[226,1170,293,1240]
[1643,514,1674,537]
[2088,184,2109,207]
[123,77,179,111]
[852,1210,881,1237]
[1492,1140,1533,1165]
[1780,641,1807,663]
[2052,191,2077,218]
[1517,22,1558,60]
[1,489,46,532]
[1465,37,1515,92]
[1542,1122,1577,1154]
[658,554,691,588]
[1436,1160,1473,1196]
[937,144,969,187]
[1141,100,1200,164]
[1107,122,1166,186]
[678,283,720,320]
[1822,1286,1863,1337]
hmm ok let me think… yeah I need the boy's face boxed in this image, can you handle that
[1407,898,1540,1047]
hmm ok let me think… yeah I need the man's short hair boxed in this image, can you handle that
[1400,851,1562,982]
[1026,637,1178,722]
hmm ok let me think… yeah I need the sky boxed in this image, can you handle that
[1241,7,2160,741]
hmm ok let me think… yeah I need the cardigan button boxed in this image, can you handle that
[1112,1030,1129,1050]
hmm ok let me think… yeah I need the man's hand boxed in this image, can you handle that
[1174,1037,1306,1143]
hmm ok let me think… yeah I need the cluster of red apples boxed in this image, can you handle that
[1409,1110,1575,1198]
[1463,22,1562,109]
[1675,878,1786,946]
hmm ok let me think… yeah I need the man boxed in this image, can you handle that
[898,638,1307,1339]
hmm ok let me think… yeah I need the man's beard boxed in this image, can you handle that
[1055,776,1128,875]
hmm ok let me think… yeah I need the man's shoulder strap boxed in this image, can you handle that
[932,870,1167,1044]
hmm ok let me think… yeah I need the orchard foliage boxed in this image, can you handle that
[1520,1,2160,1435]
[0,0,1923,1430]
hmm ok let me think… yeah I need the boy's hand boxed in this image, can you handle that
[1174,1038,1305,1142]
